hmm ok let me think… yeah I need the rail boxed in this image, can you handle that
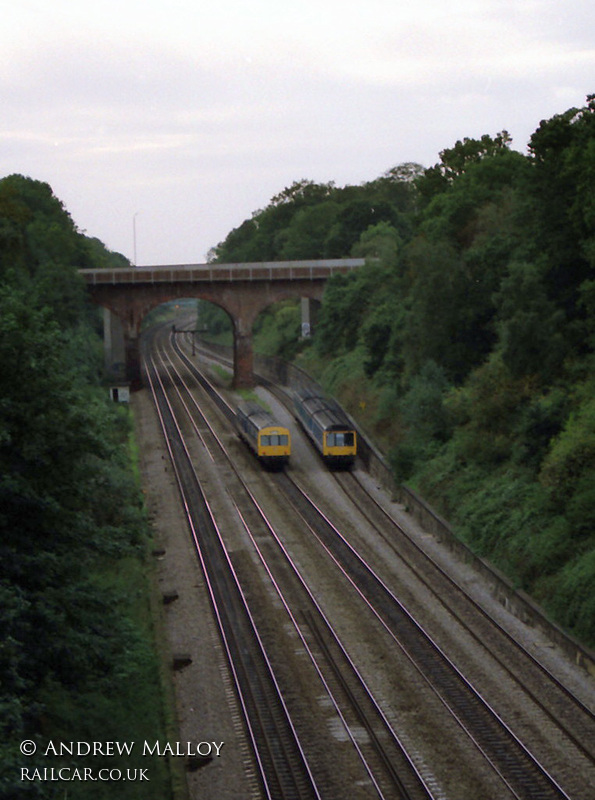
[205,341,595,680]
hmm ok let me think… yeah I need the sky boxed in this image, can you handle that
[2,0,593,265]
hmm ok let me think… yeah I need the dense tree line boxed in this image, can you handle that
[213,96,595,646]
[210,166,422,264]
[0,176,170,797]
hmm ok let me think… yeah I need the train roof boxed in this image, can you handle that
[237,401,288,432]
[293,389,353,431]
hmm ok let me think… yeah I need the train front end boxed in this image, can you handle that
[322,427,356,468]
[257,427,291,470]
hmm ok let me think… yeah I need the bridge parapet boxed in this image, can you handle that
[79,258,366,286]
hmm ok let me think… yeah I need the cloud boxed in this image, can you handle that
[1,1,593,263]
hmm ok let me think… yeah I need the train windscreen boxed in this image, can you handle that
[326,432,354,447]
[261,434,289,446]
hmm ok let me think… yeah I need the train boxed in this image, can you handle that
[293,388,357,468]
[235,401,291,470]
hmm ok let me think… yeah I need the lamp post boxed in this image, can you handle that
[133,212,139,266]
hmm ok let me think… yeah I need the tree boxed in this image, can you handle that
[416,131,514,204]
[351,221,401,263]
[527,96,595,320]
[383,162,425,183]
[270,179,335,206]
[494,260,567,379]
[324,199,400,257]
[438,131,513,179]
[278,201,340,259]
[212,170,419,263]
[0,176,157,797]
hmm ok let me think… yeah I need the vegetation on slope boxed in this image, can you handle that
[0,175,172,798]
[212,96,595,647]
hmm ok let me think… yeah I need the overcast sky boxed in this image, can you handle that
[2,0,593,265]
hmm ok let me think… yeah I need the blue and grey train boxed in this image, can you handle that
[293,388,357,468]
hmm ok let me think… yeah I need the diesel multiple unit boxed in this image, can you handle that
[236,392,357,470]
[293,389,357,468]
[236,401,291,470]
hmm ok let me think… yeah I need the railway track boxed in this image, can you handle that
[182,335,595,745]
[332,471,595,765]
[154,324,442,799]
[275,474,580,800]
[143,323,595,799]
[143,327,320,800]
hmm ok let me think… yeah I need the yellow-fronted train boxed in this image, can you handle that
[293,388,357,469]
[236,401,291,470]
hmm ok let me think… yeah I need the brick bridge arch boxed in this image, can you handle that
[80,259,364,388]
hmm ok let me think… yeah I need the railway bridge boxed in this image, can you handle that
[80,258,365,388]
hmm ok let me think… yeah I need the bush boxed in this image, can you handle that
[545,549,595,646]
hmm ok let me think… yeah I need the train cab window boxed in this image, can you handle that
[261,433,289,447]
[327,432,354,447]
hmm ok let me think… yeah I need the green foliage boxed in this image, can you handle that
[388,361,452,480]
[196,298,233,343]
[315,258,399,360]
[438,131,513,178]
[394,152,530,386]
[315,271,365,356]
[318,345,368,399]
[0,175,128,281]
[351,220,402,262]
[0,175,170,797]
[494,259,567,378]
[544,549,595,643]
[212,168,419,263]
[253,300,303,360]
[527,98,595,319]
[442,468,559,583]
[278,201,340,259]
[360,295,404,380]
[540,394,595,511]
[400,238,496,382]
[323,199,400,257]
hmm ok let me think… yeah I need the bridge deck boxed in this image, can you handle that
[79,258,366,285]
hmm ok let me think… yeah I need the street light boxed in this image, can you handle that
[133,212,140,266]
